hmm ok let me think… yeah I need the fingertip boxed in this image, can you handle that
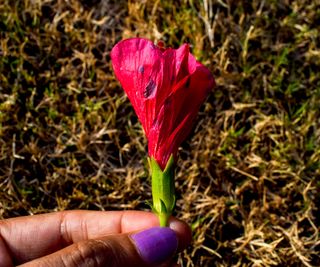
[131,227,178,265]
[168,217,192,251]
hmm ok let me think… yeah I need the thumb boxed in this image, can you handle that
[19,227,179,267]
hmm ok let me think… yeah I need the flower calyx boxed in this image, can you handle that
[148,155,175,227]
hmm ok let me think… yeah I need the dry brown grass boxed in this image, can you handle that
[0,0,320,266]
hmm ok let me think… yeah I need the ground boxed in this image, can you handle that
[0,0,319,266]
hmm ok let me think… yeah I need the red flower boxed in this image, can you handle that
[111,38,215,169]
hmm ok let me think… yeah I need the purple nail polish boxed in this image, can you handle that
[131,227,178,264]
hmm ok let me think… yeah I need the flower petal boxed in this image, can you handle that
[111,38,162,134]
[148,63,215,169]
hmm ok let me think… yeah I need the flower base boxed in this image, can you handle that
[149,155,175,227]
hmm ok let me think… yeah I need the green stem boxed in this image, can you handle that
[158,213,170,227]
[149,155,175,227]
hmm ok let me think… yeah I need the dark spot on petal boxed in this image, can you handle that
[164,98,171,106]
[144,79,156,98]
[138,65,144,73]
[185,77,191,88]
[170,74,175,84]
[157,40,165,48]
[157,40,166,52]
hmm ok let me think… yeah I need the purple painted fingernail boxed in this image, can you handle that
[131,227,178,264]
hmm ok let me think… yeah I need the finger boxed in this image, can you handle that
[168,217,192,252]
[19,227,180,267]
[1,210,158,264]
[0,210,191,264]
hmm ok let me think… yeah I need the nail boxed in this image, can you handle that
[131,227,178,264]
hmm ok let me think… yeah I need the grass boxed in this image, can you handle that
[0,0,319,266]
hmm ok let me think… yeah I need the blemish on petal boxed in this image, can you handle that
[164,98,171,106]
[144,79,156,98]
[185,77,191,88]
[170,74,175,85]
[138,65,144,73]
[157,40,166,52]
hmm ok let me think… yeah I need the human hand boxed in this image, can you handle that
[0,210,191,267]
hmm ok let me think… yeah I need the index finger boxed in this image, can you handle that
[0,210,191,265]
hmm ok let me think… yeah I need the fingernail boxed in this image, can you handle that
[131,227,178,264]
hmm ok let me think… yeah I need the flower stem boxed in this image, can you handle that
[149,155,175,227]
